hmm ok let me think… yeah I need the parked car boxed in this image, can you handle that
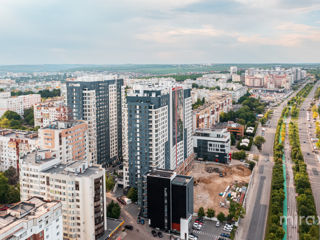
[158,231,163,238]
[117,197,126,205]
[151,230,157,237]
[189,234,198,240]
[195,217,204,223]
[124,225,133,230]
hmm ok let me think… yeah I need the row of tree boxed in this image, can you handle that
[288,121,319,239]
[197,200,245,223]
[265,110,286,240]
[11,89,61,99]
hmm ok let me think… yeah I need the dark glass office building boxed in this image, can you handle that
[146,169,193,233]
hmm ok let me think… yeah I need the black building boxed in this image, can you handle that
[146,169,193,234]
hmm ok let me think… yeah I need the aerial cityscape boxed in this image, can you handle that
[0,1,320,240]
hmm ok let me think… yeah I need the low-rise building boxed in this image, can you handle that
[0,197,62,240]
[0,129,38,172]
[226,121,245,137]
[193,128,231,163]
[20,150,107,240]
[34,100,71,127]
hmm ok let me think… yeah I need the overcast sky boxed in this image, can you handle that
[1,0,320,64]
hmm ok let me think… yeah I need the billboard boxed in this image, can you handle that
[172,88,184,144]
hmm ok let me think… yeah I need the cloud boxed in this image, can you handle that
[136,25,228,43]
[0,0,319,64]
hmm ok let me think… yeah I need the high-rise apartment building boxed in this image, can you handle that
[66,75,125,167]
[0,129,38,172]
[38,120,89,164]
[20,150,107,240]
[0,197,62,240]
[34,100,71,127]
[124,80,194,206]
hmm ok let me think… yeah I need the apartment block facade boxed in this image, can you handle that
[66,75,125,166]
[0,129,38,172]
[125,80,194,207]
[38,120,89,164]
[0,197,62,240]
[0,92,41,117]
[34,100,71,127]
[20,150,107,240]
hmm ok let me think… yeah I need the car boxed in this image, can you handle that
[151,230,157,237]
[216,221,220,227]
[195,220,203,225]
[219,173,224,177]
[225,233,231,238]
[220,233,228,237]
[158,231,163,238]
[116,197,126,205]
[223,227,232,232]
[195,218,204,223]
[192,224,201,230]
[124,225,133,230]
[189,234,198,240]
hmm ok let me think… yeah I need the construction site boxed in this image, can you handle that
[189,161,251,215]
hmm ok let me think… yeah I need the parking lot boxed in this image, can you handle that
[190,218,232,240]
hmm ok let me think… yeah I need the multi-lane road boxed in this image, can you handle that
[236,82,308,240]
[298,81,320,218]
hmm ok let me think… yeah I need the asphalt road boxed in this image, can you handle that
[236,82,308,240]
[298,82,320,219]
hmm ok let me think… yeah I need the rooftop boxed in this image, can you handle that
[67,75,119,82]
[172,175,193,186]
[0,197,61,236]
[147,169,176,179]
[0,129,38,139]
[41,120,86,130]
[21,150,103,177]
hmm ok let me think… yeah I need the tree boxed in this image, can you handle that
[217,212,226,222]
[254,136,266,150]
[198,207,205,218]
[0,173,9,204]
[249,161,256,171]
[107,200,121,219]
[231,133,236,146]
[2,111,21,121]
[4,167,19,185]
[231,150,246,160]
[105,174,115,192]
[127,187,138,203]
[207,208,215,218]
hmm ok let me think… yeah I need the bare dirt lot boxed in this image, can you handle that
[189,161,251,215]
